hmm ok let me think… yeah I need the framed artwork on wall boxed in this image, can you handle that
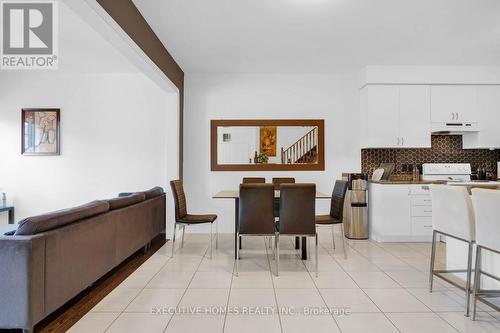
[259,126,277,157]
[21,108,60,156]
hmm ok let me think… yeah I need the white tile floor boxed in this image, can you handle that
[68,229,500,333]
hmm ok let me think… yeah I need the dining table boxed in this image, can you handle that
[212,190,331,260]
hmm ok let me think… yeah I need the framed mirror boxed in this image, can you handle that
[210,119,325,171]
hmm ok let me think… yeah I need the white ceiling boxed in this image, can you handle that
[132,0,500,73]
[60,2,137,73]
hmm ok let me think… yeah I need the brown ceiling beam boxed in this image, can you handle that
[95,0,184,89]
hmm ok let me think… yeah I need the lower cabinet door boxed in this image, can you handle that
[370,184,411,238]
[412,217,433,237]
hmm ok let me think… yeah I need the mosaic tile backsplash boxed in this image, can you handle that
[361,135,500,177]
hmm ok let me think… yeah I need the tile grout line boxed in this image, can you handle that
[265,236,284,333]
[345,240,462,333]
[100,244,176,333]
[326,240,403,333]
[161,233,210,333]
[367,241,492,329]
[222,240,237,333]
[299,236,345,333]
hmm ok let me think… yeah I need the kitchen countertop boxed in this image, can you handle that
[369,180,446,185]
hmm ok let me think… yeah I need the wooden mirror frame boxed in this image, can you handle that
[210,119,325,171]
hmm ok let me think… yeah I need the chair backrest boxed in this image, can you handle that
[429,185,475,241]
[278,183,316,235]
[242,177,266,184]
[471,188,500,251]
[330,180,348,219]
[238,183,275,235]
[170,180,187,220]
[272,177,295,190]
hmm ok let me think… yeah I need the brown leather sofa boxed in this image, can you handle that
[0,187,166,333]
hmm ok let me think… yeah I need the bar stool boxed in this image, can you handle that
[470,188,500,320]
[429,185,475,317]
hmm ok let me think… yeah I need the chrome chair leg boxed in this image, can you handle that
[340,223,347,259]
[171,223,177,258]
[429,230,437,293]
[332,224,336,250]
[181,225,186,248]
[315,234,319,278]
[210,223,213,259]
[215,219,219,250]
[465,241,473,317]
[236,232,240,276]
[272,235,276,260]
[275,233,279,277]
[472,245,482,321]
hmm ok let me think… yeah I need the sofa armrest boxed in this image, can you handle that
[0,235,45,330]
[118,192,135,197]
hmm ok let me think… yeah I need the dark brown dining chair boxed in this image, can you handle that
[272,177,295,190]
[315,180,348,258]
[242,177,266,184]
[272,177,295,217]
[277,183,318,277]
[236,183,277,276]
[170,180,218,258]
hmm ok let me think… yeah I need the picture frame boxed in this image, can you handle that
[21,108,60,156]
[259,126,277,157]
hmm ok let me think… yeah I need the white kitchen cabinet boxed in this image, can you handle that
[363,85,400,148]
[369,184,411,241]
[399,85,431,147]
[361,85,431,148]
[463,85,500,149]
[430,85,478,123]
[369,183,433,242]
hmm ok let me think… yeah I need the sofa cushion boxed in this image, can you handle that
[143,186,164,200]
[108,193,146,210]
[15,200,110,236]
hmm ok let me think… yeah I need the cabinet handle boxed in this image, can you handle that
[397,137,400,146]
[451,112,455,120]
[424,225,432,228]
[424,210,432,213]
[401,137,404,146]
[456,112,459,120]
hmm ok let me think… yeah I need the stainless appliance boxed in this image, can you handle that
[343,173,368,240]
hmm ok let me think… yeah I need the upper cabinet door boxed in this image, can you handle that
[363,85,400,148]
[430,85,477,123]
[463,86,500,149]
[399,85,431,148]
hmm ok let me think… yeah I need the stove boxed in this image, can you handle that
[422,163,500,186]
[422,163,472,182]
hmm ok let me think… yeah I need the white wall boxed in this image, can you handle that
[360,66,500,87]
[183,73,361,233]
[0,72,178,229]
